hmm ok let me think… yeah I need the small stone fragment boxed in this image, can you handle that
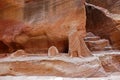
[48,46,59,56]
[10,50,26,57]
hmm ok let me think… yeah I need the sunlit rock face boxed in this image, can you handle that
[0,0,89,55]
[23,0,87,53]
[85,3,120,50]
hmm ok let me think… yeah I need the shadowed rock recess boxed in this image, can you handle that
[86,2,120,50]
[0,0,120,79]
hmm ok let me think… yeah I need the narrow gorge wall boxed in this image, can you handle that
[86,0,120,14]
[86,1,120,49]
[0,0,24,21]
[0,0,89,56]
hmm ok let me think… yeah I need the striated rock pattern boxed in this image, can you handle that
[86,3,120,50]
[0,50,120,77]
[99,54,120,72]
[0,0,120,78]
[0,54,102,77]
[69,32,91,57]
[85,32,112,51]
[0,0,91,57]
[0,0,24,21]
[86,0,120,14]
[23,0,87,55]
[0,20,30,53]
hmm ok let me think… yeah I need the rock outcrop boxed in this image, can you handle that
[0,50,120,77]
[86,0,120,14]
[86,3,120,50]
[0,54,102,77]
[0,0,91,57]
[94,51,120,73]
[85,32,112,51]
[0,20,29,52]
[0,0,24,21]
[0,0,120,78]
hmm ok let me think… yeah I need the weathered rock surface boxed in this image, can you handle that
[86,3,120,50]
[0,51,120,77]
[85,32,112,51]
[86,0,120,14]
[69,32,91,57]
[0,20,30,52]
[24,0,87,54]
[0,0,120,78]
[0,55,101,77]
[86,39,110,51]
[0,0,24,21]
[10,50,27,58]
[48,46,59,56]
[0,0,91,57]
[94,51,120,72]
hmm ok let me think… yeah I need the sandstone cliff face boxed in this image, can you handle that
[86,2,120,50]
[0,0,24,21]
[0,0,90,57]
[0,0,120,78]
[23,0,87,53]
[86,0,120,14]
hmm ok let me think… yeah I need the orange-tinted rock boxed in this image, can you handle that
[0,54,7,58]
[99,54,120,72]
[0,0,88,55]
[85,32,113,51]
[48,46,59,56]
[109,30,120,49]
[23,0,87,53]
[0,56,101,77]
[10,50,27,57]
[0,0,24,21]
[86,39,110,51]
[86,3,120,50]
[0,20,30,53]
[86,0,120,14]
[69,32,91,57]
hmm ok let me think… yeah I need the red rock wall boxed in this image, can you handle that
[0,0,87,54]
[23,0,87,53]
[0,0,24,21]
[86,3,120,49]
[86,0,120,14]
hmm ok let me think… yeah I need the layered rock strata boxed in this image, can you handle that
[0,0,91,57]
[86,3,120,50]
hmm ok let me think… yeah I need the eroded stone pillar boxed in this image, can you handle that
[69,32,91,57]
